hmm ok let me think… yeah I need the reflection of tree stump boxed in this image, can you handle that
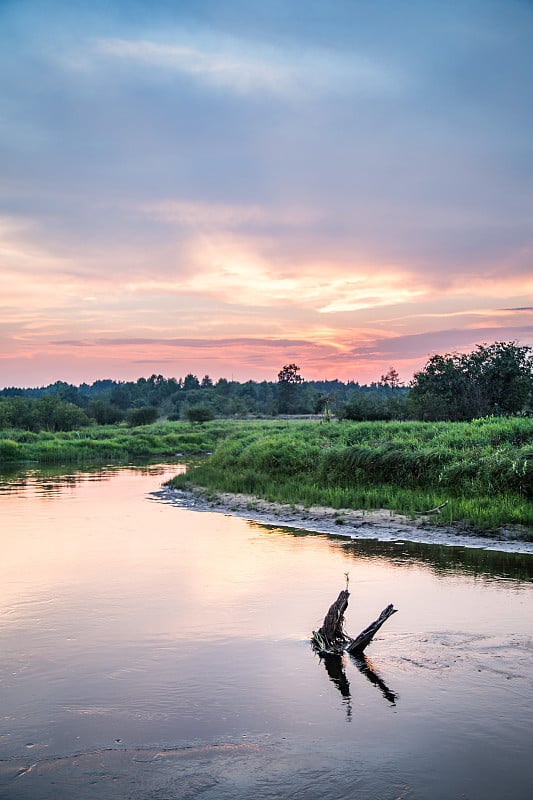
[312,589,397,655]
[352,653,397,704]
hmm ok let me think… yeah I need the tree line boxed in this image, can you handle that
[0,341,531,431]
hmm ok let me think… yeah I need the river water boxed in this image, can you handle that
[0,463,532,800]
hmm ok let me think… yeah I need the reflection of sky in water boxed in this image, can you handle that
[0,465,532,799]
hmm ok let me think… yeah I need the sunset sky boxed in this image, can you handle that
[1,0,532,388]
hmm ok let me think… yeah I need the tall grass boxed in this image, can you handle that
[3,416,532,531]
[0,420,233,465]
[168,417,533,533]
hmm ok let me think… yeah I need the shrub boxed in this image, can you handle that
[0,439,20,461]
[186,405,215,424]
[127,407,159,426]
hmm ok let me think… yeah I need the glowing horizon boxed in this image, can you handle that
[0,1,532,389]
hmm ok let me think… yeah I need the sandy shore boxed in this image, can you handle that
[154,486,533,554]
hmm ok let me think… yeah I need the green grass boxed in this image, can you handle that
[166,417,533,533]
[0,420,234,464]
[3,416,532,532]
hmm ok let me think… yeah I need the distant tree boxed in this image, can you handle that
[339,391,391,421]
[277,364,303,385]
[88,400,124,425]
[110,383,137,410]
[0,399,9,429]
[408,354,463,420]
[409,341,533,421]
[186,405,215,424]
[82,379,117,396]
[385,390,409,420]
[215,377,230,395]
[315,393,333,421]
[2,396,36,429]
[127,406,159,426]
[0,395,91,432]
[183,373,201,391]
[201,375,214,388]
[39,397,90,431]
[467,341,532,414]
[379,366,401,391]
[50,380,84,406]
[277,364,304,413]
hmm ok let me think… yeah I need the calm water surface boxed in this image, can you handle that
[0,464,532,799]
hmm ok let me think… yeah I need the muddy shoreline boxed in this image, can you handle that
[154,486,533,555]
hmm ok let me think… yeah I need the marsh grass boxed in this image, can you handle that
[0,420,233,464]
[168,417,533,532]
[2,416,532,531]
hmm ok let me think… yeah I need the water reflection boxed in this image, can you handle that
[320,653,352,719]
[342,538,533,583]
[0,462,183,497]
[1,463,532,800]
[257,523,533,584]
[352,653,398,705]
[317,650,398,720]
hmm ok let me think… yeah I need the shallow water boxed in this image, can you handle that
[0,464,532,799]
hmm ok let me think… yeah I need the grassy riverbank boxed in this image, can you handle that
[0,421,230,464]
[2,416,532,533]
[167,417,533,533]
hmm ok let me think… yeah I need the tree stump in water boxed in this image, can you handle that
[313,589,351,652]
[345,604,397,655]
[312,588,397,655]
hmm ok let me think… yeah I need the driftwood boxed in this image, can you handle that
[312,585,397,655]
[345,604,397,654]
[416,500,448,515]
[313,589,351,652]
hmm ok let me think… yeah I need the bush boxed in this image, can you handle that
[0,439,20,461]
[186,405,215,424]
[340,392,392,421]
[127,407,159,426]
[88,400,124,425]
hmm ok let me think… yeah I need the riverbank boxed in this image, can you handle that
[165,417,533,531]
[155,485,533,555]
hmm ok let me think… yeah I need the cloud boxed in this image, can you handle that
[348,325,533,362]
[92,33,401,98]
[318,282,425,314]
[142,200,320,230]
[93,37,292,95]
[50,336,314,349]
[0,1,532,387]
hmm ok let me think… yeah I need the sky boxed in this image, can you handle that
[1,0,532,388]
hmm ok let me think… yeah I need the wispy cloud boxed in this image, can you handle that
[51,337,314,349]
[94,37,289,94]
[348,326,533,361]
[92,35,401,97]
[143,200,320,230]
[318,279,425,314]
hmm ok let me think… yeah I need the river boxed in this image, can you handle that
[0,463,532,799]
